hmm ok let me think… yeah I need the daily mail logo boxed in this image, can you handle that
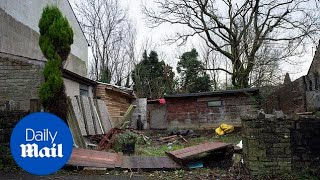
[20,129,63,158]
[10,113,73,176]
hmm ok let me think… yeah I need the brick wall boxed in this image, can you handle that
[166,94,258,130]
[242,111,320,177]
[264,77,306,114]
[0,55,44,111]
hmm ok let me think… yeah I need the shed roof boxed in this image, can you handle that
[63,69,97,87]
[164,88,259,98]
[97,83,136,99]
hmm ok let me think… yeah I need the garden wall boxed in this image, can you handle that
[0,110,28,169]
[0,54,44,111]
[242,111,320,177]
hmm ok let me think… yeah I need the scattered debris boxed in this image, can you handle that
[67,148,123,168]
[169,129,195,136]
[234,140,243,153]
[157,135,188,144]
[98,128,122,150]
[67,148,181,170]
[187,161,203,169]
[122,156,180,170]
[215,124,234,135]
[165,142,233,166]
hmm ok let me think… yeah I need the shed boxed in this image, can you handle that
[164,88,259,130]
[96,83,136,124]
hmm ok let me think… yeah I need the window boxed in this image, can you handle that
[208,100,222,107]
[80,84,89,96]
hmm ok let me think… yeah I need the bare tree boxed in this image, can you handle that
[143,0,320,88]
[200,45,222,90]
[75,0,136,85]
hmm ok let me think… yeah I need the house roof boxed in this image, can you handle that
[66,0,90,46]
[164,88,259,98]
[63,69,97,86]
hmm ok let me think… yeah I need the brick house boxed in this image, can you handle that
[0,0,94,111]
[163,88,259,130]
[264,41,320,113]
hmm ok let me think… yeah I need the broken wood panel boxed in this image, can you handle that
[70,96,87,136]
[122,156,181,169]
[67,148,121,168]
[166,142,232,160]
[103,90,133,118]
[66,98,86,148]
[95,99,113,132]
[118,105,136,128]
[80,96,95,135]
[89,97,103,135]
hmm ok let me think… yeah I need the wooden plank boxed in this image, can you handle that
[67,148,118,168]
[66,97,86,148]
[30,99,41,112]
[70,97,87,136]
[118,105,136,129]
[122,156,181,169]
[89,97,103,135]
[166,142,232,160]
[95,99,113,132]
[80,96,95,135]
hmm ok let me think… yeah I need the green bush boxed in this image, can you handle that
[39,6,73,61]
[38,5,73,119]
[113,130,145,152]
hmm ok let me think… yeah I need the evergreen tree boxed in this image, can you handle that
[99,67,111,83]
[132,50,175,99]
[38,6,73,120]
[177,48,211,93]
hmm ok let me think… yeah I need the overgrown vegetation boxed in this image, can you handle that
[113,130,146,152]
[135,130,241,157]
[38,6,73,120]
[132,50,175,99]
[177,48,212,93]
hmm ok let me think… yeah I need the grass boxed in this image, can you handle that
[134,129,242,157]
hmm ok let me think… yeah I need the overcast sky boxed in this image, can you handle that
[70,0,316,81]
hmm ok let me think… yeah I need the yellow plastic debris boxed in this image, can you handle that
[215,124,234,135]
[215,127,225,135]
[220,123,234,133]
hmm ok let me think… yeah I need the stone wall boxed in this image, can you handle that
[0,55,44,111]
[0,110,28,169]
[264,77,306,114]
[242,111,320,177]
[291,116,320,172]
[242,111,291,176]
